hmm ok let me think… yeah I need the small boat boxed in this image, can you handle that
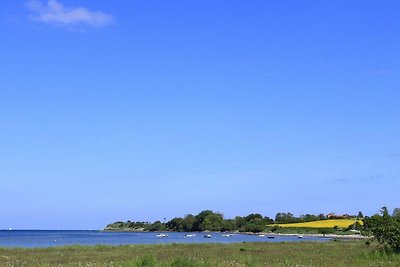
[258,234,266,237]
[267,236,275,239]
[203,234,212,238]
[297,235,304,239]
[221,234,231,237]
[155,233,168,237]
[184,234,196,237]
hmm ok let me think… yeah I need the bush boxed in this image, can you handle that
[269,225,281,233]
[318,228,334,235]
[364,207,400,252]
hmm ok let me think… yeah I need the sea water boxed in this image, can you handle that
[0,230,330,248]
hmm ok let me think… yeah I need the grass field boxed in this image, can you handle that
[0,241,399,266]
[271,219,362,228]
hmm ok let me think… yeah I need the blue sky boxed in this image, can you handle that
[1,1,399,229]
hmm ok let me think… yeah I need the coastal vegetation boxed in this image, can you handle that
[105,210,274,233]
[2,208,400,266]
[363,207,400,252]
[105,210,363,234]
[1,241,399,266]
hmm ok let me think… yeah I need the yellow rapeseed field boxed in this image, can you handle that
[271,219,362,228]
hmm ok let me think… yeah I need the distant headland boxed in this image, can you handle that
[104,210,364,235]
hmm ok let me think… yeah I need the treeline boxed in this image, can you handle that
[167,211,273,232]
[274,212,326,224]
[106,210,273,233]
[105,210,359,233]
[274,212,363,223]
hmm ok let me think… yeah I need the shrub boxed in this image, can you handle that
[318,228,334,235]
[269,225,281,233]
[364,207,400,252]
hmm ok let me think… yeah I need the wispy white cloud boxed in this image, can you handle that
[26,0,114,27]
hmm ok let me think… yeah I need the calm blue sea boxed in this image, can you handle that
[0,230,330,248]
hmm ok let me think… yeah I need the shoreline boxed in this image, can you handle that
[250,232,368,239]
[103,229,368,240]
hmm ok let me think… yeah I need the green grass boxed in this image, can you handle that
[0,241,399,266]
[265,226,356,235]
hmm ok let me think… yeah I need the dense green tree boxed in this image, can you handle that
[275,212,295,223]
[221,219,237,232]
[364,207,400,252]
[146,221,165,231]
[203,213,224,231]
[241,217,266,232]
[193,210,214,231]
[300,214,318,222]
[244,213,263,221]
[264,216,273,224]
[108,210,337,233]
[196,210,214,222]
[182,214,196,231]
[166,217,184,231]
[235,213,270,232]
[234,216,245,229]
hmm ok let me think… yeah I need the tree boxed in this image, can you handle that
[202,213,224,231]
[357,211,364,219]
[146,221,165,231]
[241,217,266,233]
[221,219,237,232]
[364,207,400,252]
[244,213,263,221]
[234,216,245,229]
[393,208,400,218]
[182,214,196,232]
[193,210,214,231]
[300,214,318,222]
[275,212,294,223]
[196,210,214,222]
[166,217,184,231]
[238,213,269,233]
[264,216,273,224]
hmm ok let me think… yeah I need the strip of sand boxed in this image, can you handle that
[256,232,368,239]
